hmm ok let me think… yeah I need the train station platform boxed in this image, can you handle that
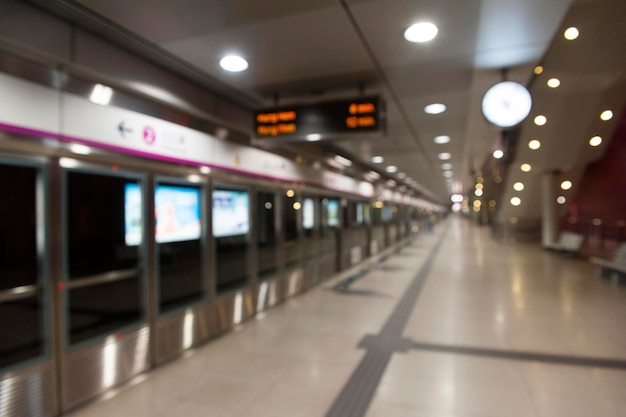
[68,216,626,417]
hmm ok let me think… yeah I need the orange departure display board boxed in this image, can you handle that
[255,96,383,140]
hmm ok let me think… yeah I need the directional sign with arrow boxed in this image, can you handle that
[118,121,133,138]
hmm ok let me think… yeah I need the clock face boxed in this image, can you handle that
[481,81,532,128]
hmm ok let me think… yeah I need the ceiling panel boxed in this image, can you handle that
[44,0,625,208]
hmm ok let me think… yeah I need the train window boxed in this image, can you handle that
[66,171,144,345]
[256,191,279,280]
[67,172,142,278]
[0,162,45,369]
[213,187,250,293]
[0,164,38,290]
[156,182,204,313]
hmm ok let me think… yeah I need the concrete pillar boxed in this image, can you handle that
[541,172,558,247]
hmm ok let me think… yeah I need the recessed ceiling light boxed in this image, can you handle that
[219,55,249,72]
[474,189,483,196]
[560,180,572,190]
[510,197,522,206]
[493,150,504,159]
[557,196,566,204]
[441,163,452,170]
[404,22,438,43]
[564,27,579,40]
[534,66,544,75]
[433,135,451,144]
[424,103,447,114]
[306,133,322,141]
[600,110,613,121]
[90,83,113,105]
[438,152,451,160]
[513,182,525,191]
[334,155,352,167]
[475,183,483,190]
[589,136,602,147]
[371,156,384,163]
[520,163,532,172]
[385,165,398,173]
[69,143,91,155]
[443,171,453,178]
[547,78,561,88]
[397,172,406,179]
[534,115,547,126]
[528,139,541,150]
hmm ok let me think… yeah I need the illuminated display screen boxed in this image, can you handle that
[356,202,364,224]
[303,198,315,230]
[155,185,201,243]
[125,183,142,246]
[255,96,382,140]
[327,200,339,227]
[213,189,250,237]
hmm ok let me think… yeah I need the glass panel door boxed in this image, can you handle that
[64,169,145,346]
[0,161,46,370]
[155,180,204,313]
[213,186,251,293]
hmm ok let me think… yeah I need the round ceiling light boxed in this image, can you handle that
[424,103,447,114]
[557,196,566,204]
[589,136,602,147]
[600,110,613,121]
[371,156,384,163]
[510,197,522,206]
[534,115,547,126]
[438,152,451,160]
[493,150,504,159]
[564,27,579,40]
[520,163,532,172]
[434,135,451,144]
[306,133,322,141]
[528,139,541,150]
[547,78,561,88]
[219,55,249,72]
[404,22,438,43]
[441,163,452,170]
[385,165,398,173]
[534,66,544,75]
[513,182,525,191]
[560,180,572,190]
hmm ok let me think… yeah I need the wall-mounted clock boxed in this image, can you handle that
[481,81,532,128]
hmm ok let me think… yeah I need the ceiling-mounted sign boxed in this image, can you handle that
[254,96,384,141]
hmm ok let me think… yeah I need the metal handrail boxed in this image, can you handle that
[0,284,38,302]
[66,267,141,290]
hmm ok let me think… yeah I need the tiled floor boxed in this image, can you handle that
[69,217,626,417]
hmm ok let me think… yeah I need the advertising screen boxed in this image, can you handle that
[124,183,143,246]
[327,199,339,227]
[356,202,364,224]
[382,205,393,222]
[213,189,250,237]
[155,185,202,243]
[302,198,314,230]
